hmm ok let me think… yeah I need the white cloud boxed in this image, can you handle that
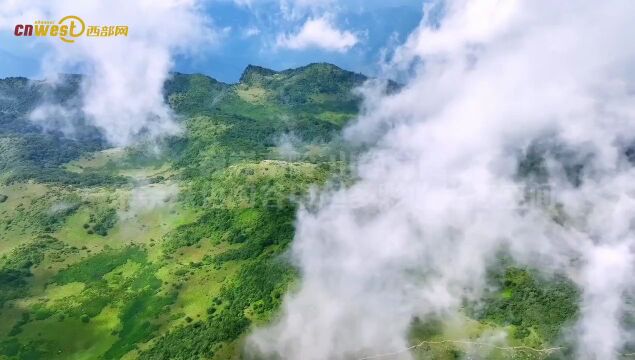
[250,0,635,359]
[124,183,179,217]
[243,26,261,38]
[276,16,358,52]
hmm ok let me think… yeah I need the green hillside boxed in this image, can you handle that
[0,63,578,360]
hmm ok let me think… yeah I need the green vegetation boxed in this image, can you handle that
[408,266,580,360]
[140,259,293,359]
[87,208,118,237]
[0,63,582,359]
[0,63,357,359]
[54,247,145,285]
[477,267,579,344]
[0,236,75,306]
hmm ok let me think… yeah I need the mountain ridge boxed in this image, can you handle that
[0,62,368,87]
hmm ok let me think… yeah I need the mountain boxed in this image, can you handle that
[0,64,578,360]
[165,62,368,125]
[0,63,366,360]
[0,63,368,186]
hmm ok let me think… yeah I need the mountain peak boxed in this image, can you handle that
[239,65,278,84]
[287,62,344,73]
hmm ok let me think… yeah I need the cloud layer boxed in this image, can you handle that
[249,0,635,359]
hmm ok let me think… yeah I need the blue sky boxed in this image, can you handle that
[0,0,423,83]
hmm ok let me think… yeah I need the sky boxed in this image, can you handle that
[0,0,423,83]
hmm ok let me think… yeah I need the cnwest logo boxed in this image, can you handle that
[14,15,128,43]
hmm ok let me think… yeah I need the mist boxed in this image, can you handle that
[124,183,179,217]
[1,0,214,146]
[248,1,635,359]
